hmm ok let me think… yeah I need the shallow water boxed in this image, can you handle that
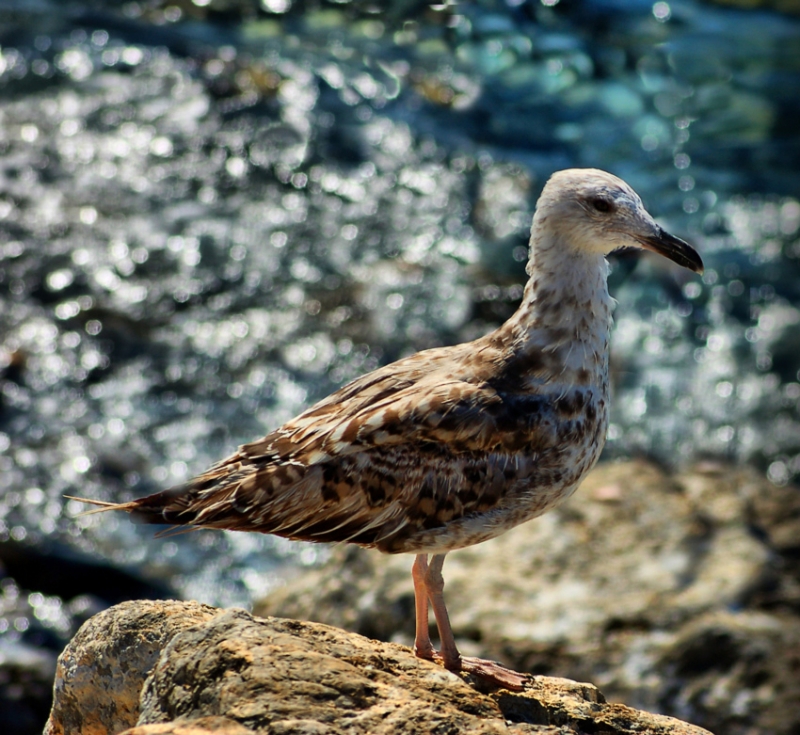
[0,0,799,727]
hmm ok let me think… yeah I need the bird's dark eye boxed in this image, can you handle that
[591,198,613,213]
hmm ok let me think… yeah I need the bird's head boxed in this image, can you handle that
[532,168,703,274]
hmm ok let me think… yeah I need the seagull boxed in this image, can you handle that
[70,169,703,690]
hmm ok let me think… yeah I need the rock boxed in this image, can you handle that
[45,600,218,735]
[121,718,253,735]
[0,540,176,605]
[0,639,58,735]
[256,460,800,735]
[45,600,711,735]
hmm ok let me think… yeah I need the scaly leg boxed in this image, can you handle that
[425,553,462,669]
[413,552,529,691]
[411,553,436,660]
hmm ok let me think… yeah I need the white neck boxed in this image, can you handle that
[500,229,614,381]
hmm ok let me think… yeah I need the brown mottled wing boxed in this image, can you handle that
[113,341,549,549]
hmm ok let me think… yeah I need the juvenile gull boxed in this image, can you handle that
[71,169,703,690]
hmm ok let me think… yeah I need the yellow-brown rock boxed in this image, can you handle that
[45,600,712,735]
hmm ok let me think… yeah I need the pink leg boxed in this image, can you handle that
[413,552,530,691]
[411,554,435,660]
[426,553,462,670]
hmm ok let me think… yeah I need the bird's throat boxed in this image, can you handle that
[501,234,614,385]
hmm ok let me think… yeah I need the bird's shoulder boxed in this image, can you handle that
[240,340,492,459]
[234,333,567,466]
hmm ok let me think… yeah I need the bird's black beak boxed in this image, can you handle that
[636,227,704,274]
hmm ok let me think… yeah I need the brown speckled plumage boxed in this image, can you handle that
[70,169,703,690]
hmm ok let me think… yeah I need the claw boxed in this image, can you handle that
[457,655,529,690]
[431,652,528,691]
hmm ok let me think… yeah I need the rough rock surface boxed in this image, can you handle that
[45,600,218,735]
[256,460,800,735]
[45,600,711,735]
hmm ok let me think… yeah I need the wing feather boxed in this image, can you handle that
[69,336,567,552]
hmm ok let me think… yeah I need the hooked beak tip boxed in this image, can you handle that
[637,227,704,275]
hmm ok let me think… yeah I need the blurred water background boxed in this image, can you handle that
[0,0,799,731]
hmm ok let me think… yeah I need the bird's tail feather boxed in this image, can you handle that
[66,484,197,526]
[65,496,140,516]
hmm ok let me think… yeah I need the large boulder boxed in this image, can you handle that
[45,600,710,735]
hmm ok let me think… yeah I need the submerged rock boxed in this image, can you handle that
[45,600,711,735]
